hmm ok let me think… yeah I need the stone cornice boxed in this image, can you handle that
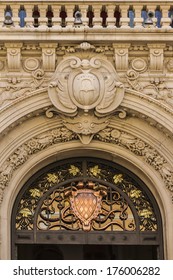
[1,28,173,43]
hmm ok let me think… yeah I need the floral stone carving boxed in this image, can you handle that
[47,55,125,144]
[96,127,173,195]
[0,127,75,204]
[1,126,173,205]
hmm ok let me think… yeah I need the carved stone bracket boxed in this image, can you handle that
[147,44,166,72]
[40,43,57,72]
[113,43,131,71]
[5,43,23,72]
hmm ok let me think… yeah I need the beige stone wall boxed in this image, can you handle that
[0,0,173,259]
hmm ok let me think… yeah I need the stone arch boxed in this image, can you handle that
[0,86,173,259]
[0,141,172,259]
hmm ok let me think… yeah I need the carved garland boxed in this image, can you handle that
[0,127,76,203]
[96,128,173,194]
[0,126,173,204]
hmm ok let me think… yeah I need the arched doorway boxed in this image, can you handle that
[11,158,163,259]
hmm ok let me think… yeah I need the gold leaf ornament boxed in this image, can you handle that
[129,189,142,199]
[19,208,32,217]
[89,165,101,176]
[47,173,58,183]
[113,174,123,184]
[68,165,80,176]
[29,188,41,198]
[139,209,153,218]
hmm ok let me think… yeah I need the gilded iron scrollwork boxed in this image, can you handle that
[15,159,157,232]
[37,182,135,232]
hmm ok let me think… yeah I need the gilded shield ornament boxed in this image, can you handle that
[70,189,102,231]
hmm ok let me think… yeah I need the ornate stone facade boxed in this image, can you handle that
[0,0,173,260]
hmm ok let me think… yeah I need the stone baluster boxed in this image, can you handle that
[66,5,75,27]
[120,6,130,28]
[107,5,116,27]
[92,6,102,27]
[12,6,20,27]
[134,5,143,27]
[52,5,61,28]
[161,6,171,27]
[80,4,88,26]
[0,4,5,27]
[147,4,157,27]
[24,5,34,27]
[38,5,47,28]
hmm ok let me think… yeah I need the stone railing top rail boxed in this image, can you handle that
[0,0,173,2]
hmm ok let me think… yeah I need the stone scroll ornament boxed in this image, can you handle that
[47,56,125,144]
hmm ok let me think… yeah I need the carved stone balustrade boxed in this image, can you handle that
[0,0,172,31]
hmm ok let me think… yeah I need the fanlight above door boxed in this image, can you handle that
[14,159,158,233]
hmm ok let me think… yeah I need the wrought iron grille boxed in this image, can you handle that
[15,158,158,232]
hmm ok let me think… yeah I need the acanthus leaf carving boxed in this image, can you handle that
[142,78,173,106]
[126,69,141,91]
[0,81,32,107]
